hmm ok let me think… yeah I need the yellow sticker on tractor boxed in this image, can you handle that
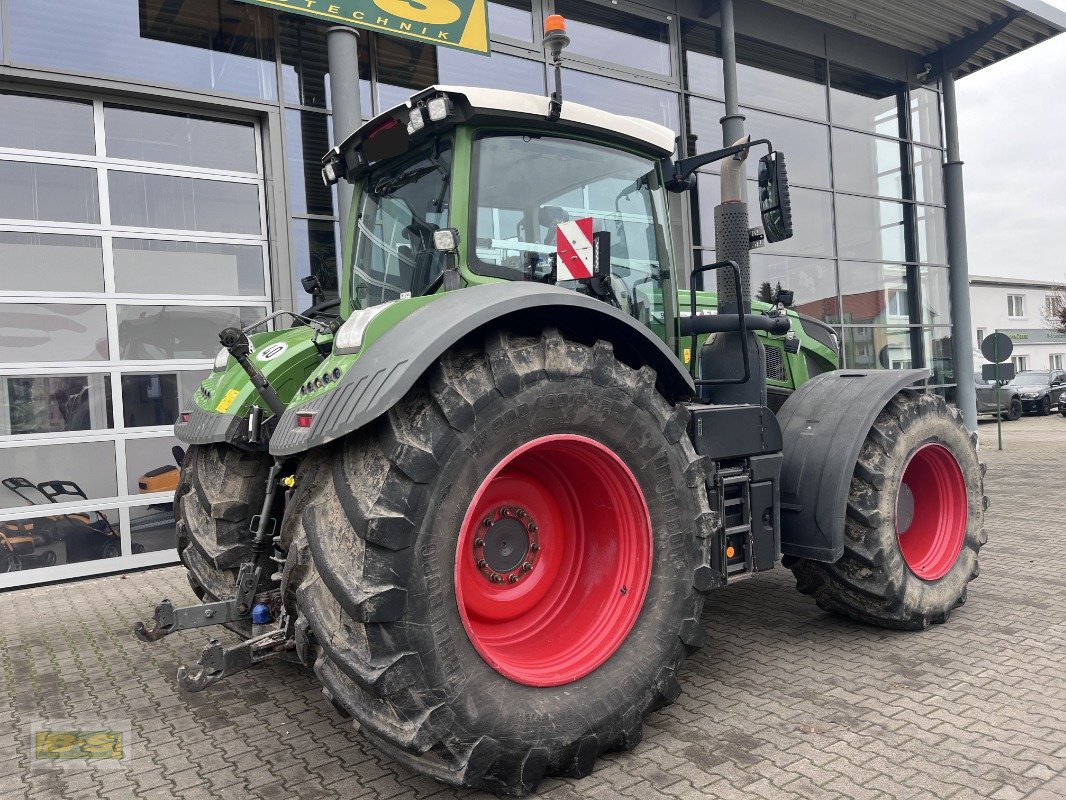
[215,389,241,414]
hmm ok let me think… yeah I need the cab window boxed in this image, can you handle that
[471,132,672,333]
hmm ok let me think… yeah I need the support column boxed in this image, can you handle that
[326,26,363,276]
[718,0,746,146]
[941,71,978,433]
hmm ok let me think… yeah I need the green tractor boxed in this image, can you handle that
[136,20,985,796]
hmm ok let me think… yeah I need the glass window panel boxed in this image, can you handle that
[831,129,904,199]
[279,14,371,115]
[104,106,257,173]
[742,108,830,187]
[838,261,909,325]
[0,374,113,436]
[921,266,951,326]
[0,233,104,293]
[0,92,95,154]
[910,88,942,147]
[913,145,944,205]
[841,326,916,370]
[830,64,902,137]
[116,305,264,360]
[438,49,544,95]
[376,39,543,110]
[125,435,184,495]
[926,326,954,385]
[736,36,827,120]
[0,441,118,509]
[490,0,534,41]
[687,96,726,153]
[108,172,261,234]
[681,21,724,97]
[563,70,679,134]
[751,255,839,324]
[695,178,832,258]
[835,195,906,262]
[0,304,108,363]
[113,239,265,296]
[290,219,340,310]
[8,0,277,101]
[121,370,210,428]
[555,1,671,75]
[916,204,947,264]
[130,503,176,554]
[0,161,100,223]
[2,506,123,569]
[286,110,335,217]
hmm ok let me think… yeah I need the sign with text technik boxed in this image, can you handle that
[238,0,490,54]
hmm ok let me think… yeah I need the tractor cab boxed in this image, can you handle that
[323,84,681,342]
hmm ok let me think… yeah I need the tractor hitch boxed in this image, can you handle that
[176,616,295,692]
[134,562,261,642]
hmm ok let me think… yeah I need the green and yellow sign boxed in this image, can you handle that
[239,0,490,53]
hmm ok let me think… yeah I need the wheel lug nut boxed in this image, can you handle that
[490,573,502,583]
[508,574,519,583]
[476,559,487,568]
[474,538,484,548]
[530,543,540,552]
[528,524,538,533]
[483,517,492,527]
[516,509,526,518]
[522,562,533,572]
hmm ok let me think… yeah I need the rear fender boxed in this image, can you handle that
[270,282,694,457]
[777,368,929,562]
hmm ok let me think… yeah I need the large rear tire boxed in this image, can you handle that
[282,329,713,795]
[175,444,272,636]
[788,391,985,630]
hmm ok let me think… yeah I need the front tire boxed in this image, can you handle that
[1006,397,1023,421]
[789,391,985,630]
[283,329,712,794]
[1039,395,1052,416]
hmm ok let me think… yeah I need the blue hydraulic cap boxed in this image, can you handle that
[251,603,272,625]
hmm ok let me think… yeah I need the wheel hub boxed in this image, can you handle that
[473,507,539,584]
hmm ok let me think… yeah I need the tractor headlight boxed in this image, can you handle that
[407,107,425,134]
[213,348,230,372]
[335,302,395,354]
[426,95,452,121]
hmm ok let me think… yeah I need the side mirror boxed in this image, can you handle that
[758,151,793,244]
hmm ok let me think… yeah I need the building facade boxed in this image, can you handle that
[0,0,1061,587]
[971,275,1066,373]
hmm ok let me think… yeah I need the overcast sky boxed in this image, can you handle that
[956,3,1066,284]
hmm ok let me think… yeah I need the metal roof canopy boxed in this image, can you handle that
[757,0,1066,78]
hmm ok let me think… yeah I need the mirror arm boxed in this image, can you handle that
[667,138,772,192]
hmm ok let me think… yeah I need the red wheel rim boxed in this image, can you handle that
[454,434,652,687]
[895,443,968,581]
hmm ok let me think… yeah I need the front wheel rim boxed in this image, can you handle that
[455,434,653,687]
[895,443,968,581]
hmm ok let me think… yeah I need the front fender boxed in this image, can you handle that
[270,282,694,457]
[777,368,930,562]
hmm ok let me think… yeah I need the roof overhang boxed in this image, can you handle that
[757,0,1065,78]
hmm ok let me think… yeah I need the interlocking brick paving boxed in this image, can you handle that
[2,414,1063,799]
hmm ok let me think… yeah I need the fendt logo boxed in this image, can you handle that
[235,0,489,53]
[256,342,289,362]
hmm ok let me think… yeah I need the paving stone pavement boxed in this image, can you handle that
[1,414,1064,800]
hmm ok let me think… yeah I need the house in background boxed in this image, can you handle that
[970,275,1066,373]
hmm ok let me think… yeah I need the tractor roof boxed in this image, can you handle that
[327,85,676,181]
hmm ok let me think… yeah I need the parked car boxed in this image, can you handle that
[1060,389,1066,417]
[973,373,1022,420]
[1007,369,1066,416]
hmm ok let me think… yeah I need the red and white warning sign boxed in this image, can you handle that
[556,217,594,281]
